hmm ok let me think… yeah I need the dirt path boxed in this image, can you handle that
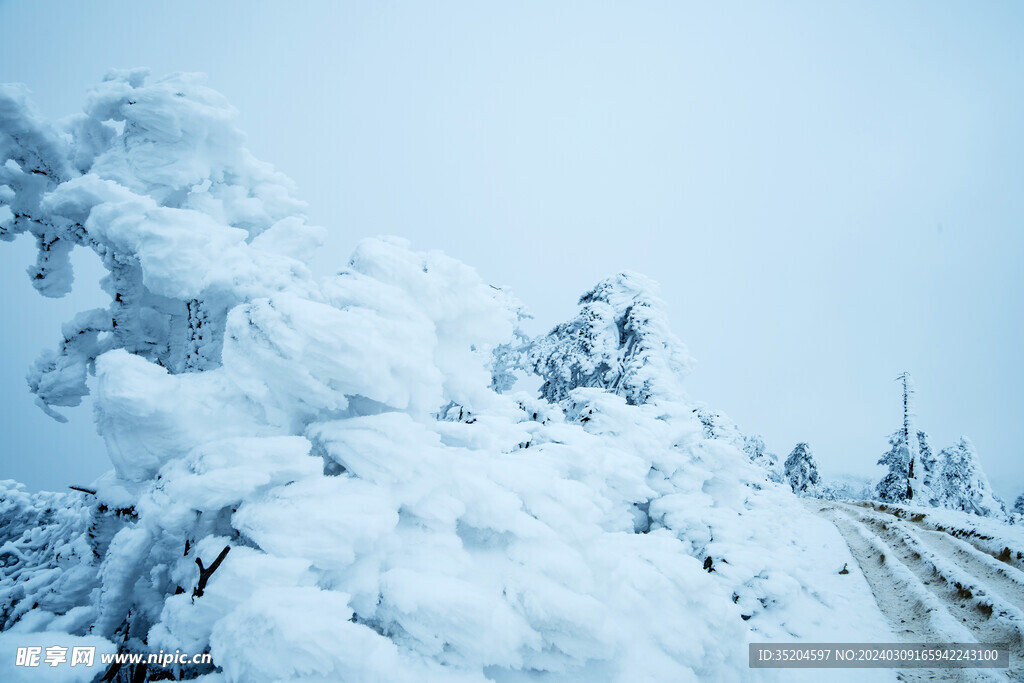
[807,500,1021,682]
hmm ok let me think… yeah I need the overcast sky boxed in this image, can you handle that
[1,1,1022,499]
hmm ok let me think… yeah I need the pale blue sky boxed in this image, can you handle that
[1,1,1022,498]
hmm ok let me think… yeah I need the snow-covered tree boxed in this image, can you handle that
[742,434,782,483]
[488,298,531,393]
[1010,494,1024,525]
[0,71,342,679]
[876,431,916,503]
[875,372,925,503]
[818,475,874,502]
[784,443,820,496]
[935,437,1005,518]
[2,69,322,424]
[528,272,692,406]
[691,406,743,445]
[916,430,940,505]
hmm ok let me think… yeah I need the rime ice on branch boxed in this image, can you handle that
[1,69,323,422]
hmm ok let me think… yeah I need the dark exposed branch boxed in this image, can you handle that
[99,660,122,681]
[130,662,148,683]
[69,485,97,495]
[193,545,231,598]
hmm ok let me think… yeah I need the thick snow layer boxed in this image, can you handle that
[90,383,897,681]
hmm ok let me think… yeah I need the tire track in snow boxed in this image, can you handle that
[854,502,1024,575]
[914,528,1024,617]
[838,502,1024,654]
[812,502,1012,682]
